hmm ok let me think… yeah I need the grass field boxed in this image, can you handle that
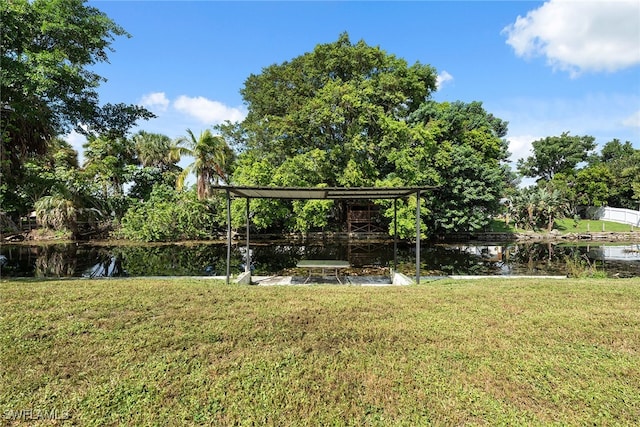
[1,278,639,425]
[491,218,639,233]
[555,219,638,233]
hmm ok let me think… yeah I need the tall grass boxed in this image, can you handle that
[1,278,639,425]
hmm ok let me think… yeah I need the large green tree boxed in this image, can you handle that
[517,132,596,181]
[129,131,183,201]
[228,33,440,233]
[133,131,180,171]
[82,134,136,199]
[0,0,153,216]
[406,100,511,234]
[81,134,139,220]
[589,139,640,209]
[237,33,437,185]
[547,139,639,211]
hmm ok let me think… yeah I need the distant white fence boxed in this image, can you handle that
[585,206,640,226]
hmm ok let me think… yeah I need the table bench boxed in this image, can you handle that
[296,260,351,284]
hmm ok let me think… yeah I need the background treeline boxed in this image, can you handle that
[2,1,639,241]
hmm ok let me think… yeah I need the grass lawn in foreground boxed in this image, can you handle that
[1,278,639,425]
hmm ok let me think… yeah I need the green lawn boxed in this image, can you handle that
[490,218,638,233]
[1,278,639,425]
[554,218,638,233]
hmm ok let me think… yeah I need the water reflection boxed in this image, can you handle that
[0,241,638,278]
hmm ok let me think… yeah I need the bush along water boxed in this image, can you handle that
[118,186,220,242]
[565,253,608,278]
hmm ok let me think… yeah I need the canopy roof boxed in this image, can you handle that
[212,185,437,200]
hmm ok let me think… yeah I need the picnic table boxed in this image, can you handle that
[296,260,351,284]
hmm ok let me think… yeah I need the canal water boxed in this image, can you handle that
[0,241,638,279]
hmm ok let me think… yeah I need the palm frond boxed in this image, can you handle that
[176,164,194,191]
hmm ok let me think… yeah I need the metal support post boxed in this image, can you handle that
[226,189,231,285]
[416,190,421,284]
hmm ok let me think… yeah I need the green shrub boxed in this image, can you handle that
[119,186,219,241]
[565,253,607,278]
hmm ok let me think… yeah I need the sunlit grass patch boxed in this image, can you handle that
[1,278,639,425]
[491,218,637,233]
[555,218,638,233]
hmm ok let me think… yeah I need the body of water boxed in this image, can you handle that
[0,241,639,279]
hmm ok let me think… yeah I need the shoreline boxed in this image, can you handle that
[438,231,640,243]
[3,230,640,245]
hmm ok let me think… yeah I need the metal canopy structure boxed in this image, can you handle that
[223,185,430,200]
[212,185,438,285]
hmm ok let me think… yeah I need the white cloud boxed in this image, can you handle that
[502,0,640,76]
[505,134,546,188]
[622,110,640,129]
[173,95,247,124]
[506,134,539,165]
[140,92,170,112]
[489,91,639,188]
[490,92,640,157]
[436,70,453,89]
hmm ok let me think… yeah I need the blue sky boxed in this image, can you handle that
[77,0,640,174]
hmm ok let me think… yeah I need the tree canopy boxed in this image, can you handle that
[517,132,596,181]
[510,136,640,226]
[407,100,511,233]
[4,8,636,242]
[588,139,640,209]
[238,33,438,185]
[176,129,235,201]
[1,0,153,213]
[224,33,512,236]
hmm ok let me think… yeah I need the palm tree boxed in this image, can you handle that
[507,187,569,232]
[175,129,234,200]
[82,134,136,197]
[507,189,542,231]
[524,190,538,230]
[35,195,78,234]
[132,131,181,171]
[34,193,103,238]
[537,187,567,231]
